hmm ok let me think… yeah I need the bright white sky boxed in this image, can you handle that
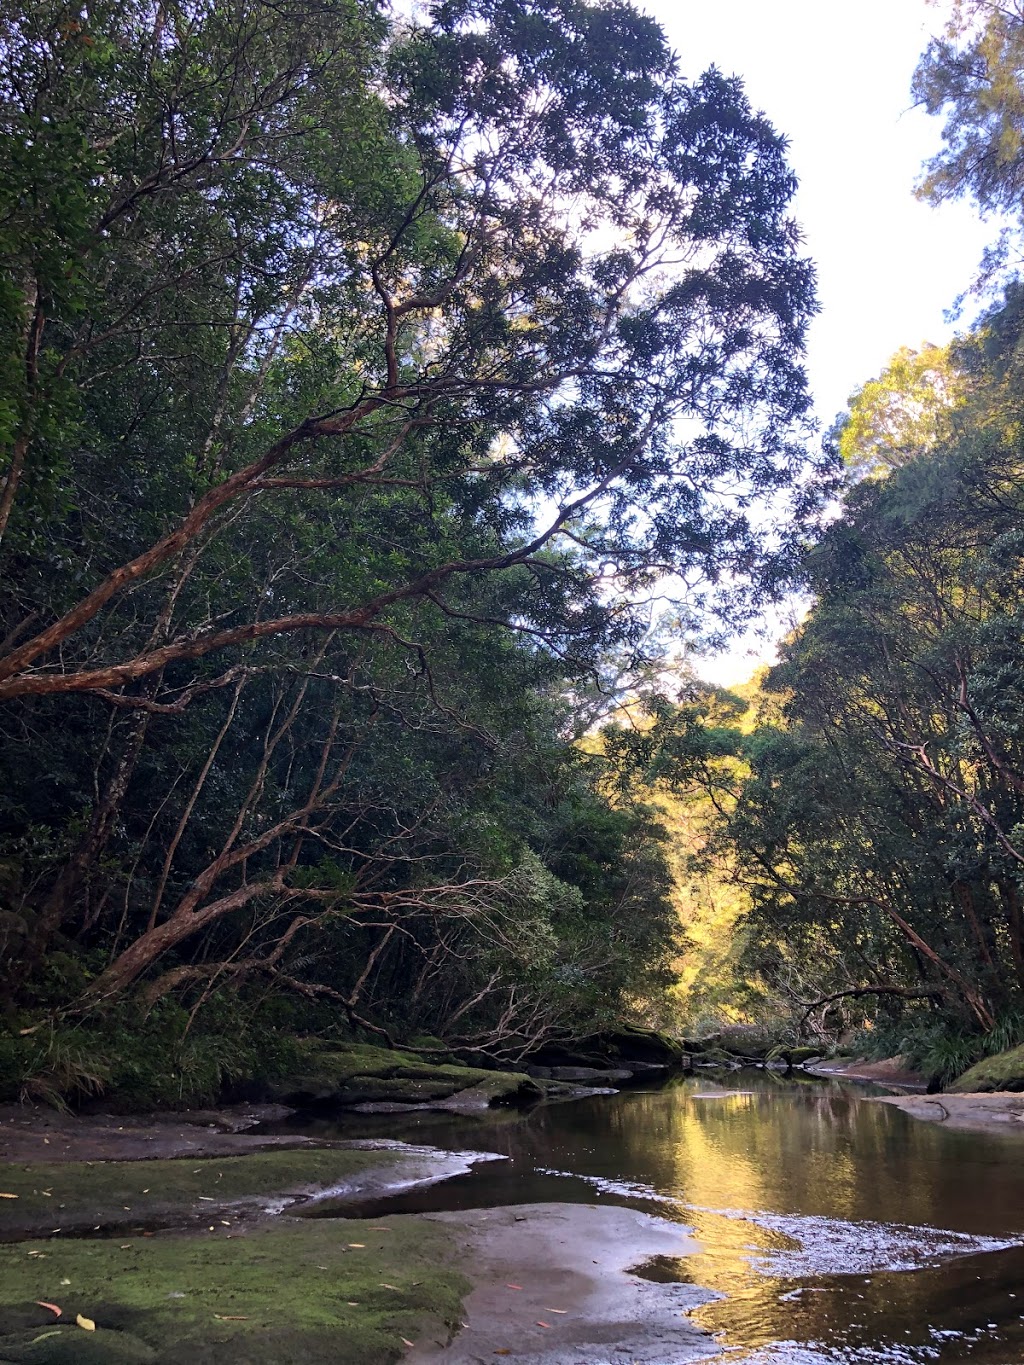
[641,0,996,683]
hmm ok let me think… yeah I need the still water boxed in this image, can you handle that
[272,1073,1024,1362]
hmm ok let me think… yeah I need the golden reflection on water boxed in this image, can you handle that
[272,1071,1024,1360]
[612,1078,1024,1358]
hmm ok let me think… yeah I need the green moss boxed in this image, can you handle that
[0,1149,409,1239]
[949,1043,1024,1093]
[269,1043,536,1107]
[0,1215,467,1363]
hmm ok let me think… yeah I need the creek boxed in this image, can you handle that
[265,1072,1024,1363]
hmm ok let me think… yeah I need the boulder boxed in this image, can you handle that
[266,1042,540,1110]
[526,1024,684,1073]
[765,1045,824,1069]
[949,1044,1024,1094]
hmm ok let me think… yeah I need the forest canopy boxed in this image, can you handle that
[0,0,824,1098]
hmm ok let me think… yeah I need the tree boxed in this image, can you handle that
[836,342,965,480]
[0,0,821,708]
[720,290,1024,1043]
[914,0,1024,291]
[0,0,822,1045]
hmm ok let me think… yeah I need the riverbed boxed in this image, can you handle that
[265,1071,1024,1363]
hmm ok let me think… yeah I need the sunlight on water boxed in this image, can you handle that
[265,1072,1024,1361]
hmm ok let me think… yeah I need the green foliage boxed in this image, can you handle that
[709,285,1024,1055]
[837,343,965,480]
[0,0,823,1083]
[0,999,308,1110]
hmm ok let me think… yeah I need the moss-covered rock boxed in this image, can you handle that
[692,1048,741,1067]
[0,1215,466,1363]
[765,1046,823,1068]
[0,1147,411,1239]
[265,1043,538,1110]
[949,1044,1024,1094]
[526,1024,683,1073]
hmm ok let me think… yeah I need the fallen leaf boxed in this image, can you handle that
[60,1279,71,1287]
[401,1339,415,1348]
[494,1351,511,1357]
[346,1301,360,1307]
[379,1282,400,1290]
[347,1243,366,1249]
[76,1314,96,1332]
[198,1197,215,1202]
[0,1192,18,1199]
[543,1308,568,1314]
[505,1283,522,1291]
[213,1315,249,1321]
[536,1320,551,1329]
[34,1302,61,1318]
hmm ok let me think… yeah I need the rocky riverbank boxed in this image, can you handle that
[869,1091,1024,1133]
[0,1028,697,1362]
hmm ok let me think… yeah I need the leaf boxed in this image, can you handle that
[347,1242,365,1249]
[0,1192,18,1198]
[35,1302,62,1317]
[543,1308,568,1314]
[214,1315,249,1321]
[505,1283,522,1290]
[401,1339,415,1348]
[76,1314,96,1331]
[536,1321,551,1329]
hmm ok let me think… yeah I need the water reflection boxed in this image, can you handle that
[263,1073,1024,1361]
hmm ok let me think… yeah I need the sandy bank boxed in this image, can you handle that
[407,1202,718,1364]
[804,1056,928,1090]
[869,1091,1024,1133]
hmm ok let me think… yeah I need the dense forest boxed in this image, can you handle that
[0,0,824,1102]
[3,0,1024,1106]
[660,0,1024,1085]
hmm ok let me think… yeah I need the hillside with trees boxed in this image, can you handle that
[650,0,1024,1086]
[0,0,826,1103]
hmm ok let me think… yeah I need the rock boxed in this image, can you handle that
[0,1327,156,1363]
[949,1044,1024,1093]
[526,1024,683,1073]
[765,1045,824,1069]
[692,1047,743,1068]
[266,1042,540,1111]
[871,1092,1024,1131]
[545,1066,634,1083]
[805,1055,928,1090]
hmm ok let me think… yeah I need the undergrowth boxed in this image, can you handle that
[0,994,313,1111]
[858,1009,1024,1088]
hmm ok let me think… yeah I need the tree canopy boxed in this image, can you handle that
[0,0,823,1089]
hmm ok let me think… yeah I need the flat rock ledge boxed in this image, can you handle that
[407,1202,717,1365]
[869,1091,1024,1133]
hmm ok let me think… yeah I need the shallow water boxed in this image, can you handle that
[266,1073,1024,1362]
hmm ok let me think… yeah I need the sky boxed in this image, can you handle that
[641,1,997,683]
